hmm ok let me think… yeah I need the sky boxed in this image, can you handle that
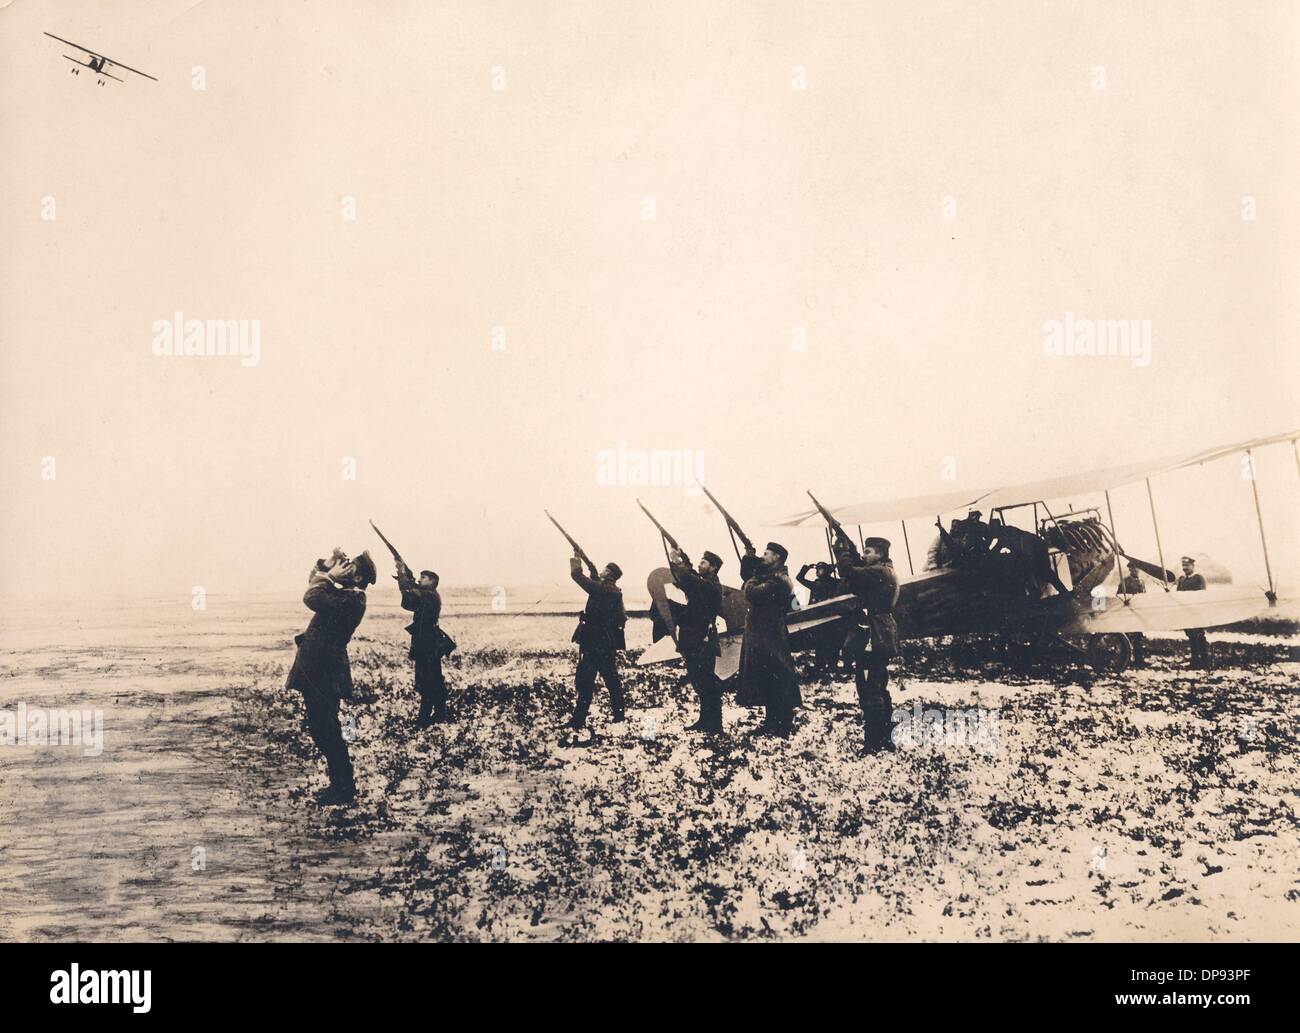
[2,0,1298,606]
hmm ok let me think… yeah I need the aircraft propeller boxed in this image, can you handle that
[1116,552,1176,585]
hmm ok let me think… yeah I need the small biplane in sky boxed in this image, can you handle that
[639,429,1297,677]
[44,32,157,86]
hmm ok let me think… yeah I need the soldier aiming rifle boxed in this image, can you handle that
[702,485,800,737]
[810,491,900,754]
[371,521,456,727]
[547,512,628,736]
[637,500,726,734]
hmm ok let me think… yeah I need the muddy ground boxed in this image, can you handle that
[1,604,1296,942]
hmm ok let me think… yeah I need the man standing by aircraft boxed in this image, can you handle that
[1118,560,1147,666]
[395,560,452,726]
[286,549,377,805]
[796,561,847,671]
[564,553,628,734]
[834,536,900,754]
[668,546,725,733]
[738,542,801,738]
[1177,555,1210,669]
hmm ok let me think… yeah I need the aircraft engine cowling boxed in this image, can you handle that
[1044,516,1116,597]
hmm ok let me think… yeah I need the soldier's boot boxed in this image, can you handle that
[429,678,449,722]
[860,699,894,754]
[769,705,794,739]
[691,692,723,733]
[568,695,591,730]
[318,755,356,804]
[862,718,890,754]
[316,782,356,805]
[607,675,627,723]
[415,697,435,728]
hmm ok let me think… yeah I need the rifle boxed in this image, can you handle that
[636,499,681,554]
[369,519,409,578]
[545,510,598,578]
[807,491,860,561]
[698,483,754,554]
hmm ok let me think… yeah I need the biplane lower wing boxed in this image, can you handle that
[637,634,682,666]
[63,55,124,81]
[636,630,744,680]
[1061,585,1282,635]
[639,576,858,672]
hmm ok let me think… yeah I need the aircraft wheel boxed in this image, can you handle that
[1086,632,1131,673]
[1004,635,1037,673]
[950,636,980,670]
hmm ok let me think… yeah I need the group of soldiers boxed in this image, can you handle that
[560,532,899,747]
[284,527,901,804]
[284,533,1213,805]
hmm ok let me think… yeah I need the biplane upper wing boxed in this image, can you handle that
[776,487,994,528]
[1061,584,1282,635]
[774,428,1300,527]
[44,32,158,81]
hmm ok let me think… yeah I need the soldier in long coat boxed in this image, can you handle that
[737,541,800,738]
[286,549,377,804]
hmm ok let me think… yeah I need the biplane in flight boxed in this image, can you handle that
[44,32,157,86]
[640,429,1296,677]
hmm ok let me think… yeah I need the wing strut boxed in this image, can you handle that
[900,519,914,575]
[1245,449,1276,603]
[1104,489,1127,600]
[1144,478,1171,593]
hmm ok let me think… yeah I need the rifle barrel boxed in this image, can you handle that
[808,492,858,555]
[636,499,679,551]
[546,510,597,574]
[369,519,405,566]
[699,483,752,548]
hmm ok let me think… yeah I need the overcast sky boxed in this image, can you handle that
[3,0,1298,605]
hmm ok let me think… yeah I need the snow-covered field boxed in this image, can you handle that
[1,598,1296,941]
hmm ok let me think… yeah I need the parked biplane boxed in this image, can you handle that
[770,428,1297,673]
[44,32,157,86]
